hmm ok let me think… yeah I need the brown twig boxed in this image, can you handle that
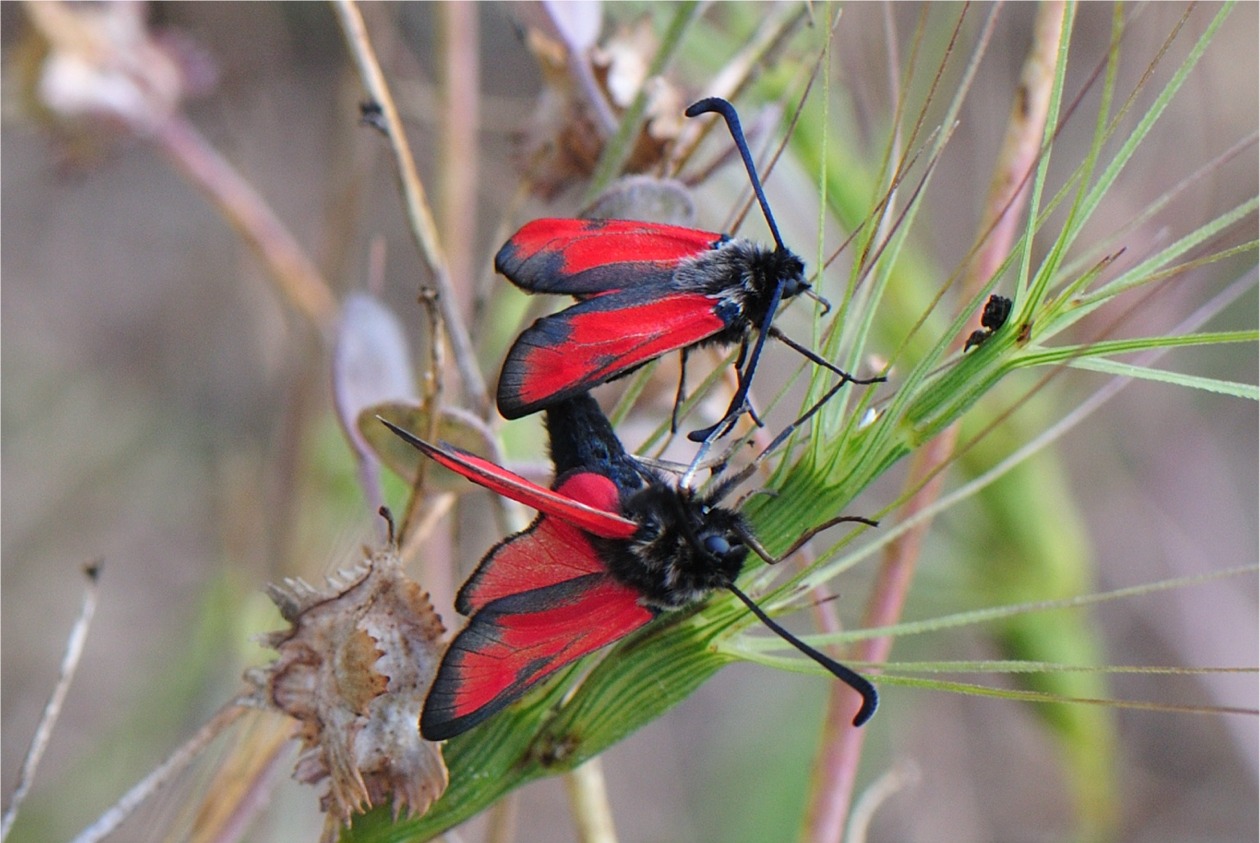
[333,0,490,413]
[23,1,341,337]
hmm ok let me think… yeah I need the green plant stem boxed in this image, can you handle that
[802,5,1067,840]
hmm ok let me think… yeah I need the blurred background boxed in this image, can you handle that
[2,3,1256,842]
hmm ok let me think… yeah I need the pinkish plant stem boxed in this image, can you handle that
[801,4,1066,841]
[439,1,481,322]
[154,115,340,336]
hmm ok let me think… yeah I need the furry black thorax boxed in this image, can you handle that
[597,482,749,610]
[674,240,807,344]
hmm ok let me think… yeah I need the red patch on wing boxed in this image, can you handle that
[497,219,720,295]
[377,419,637,539]
[497,290,726,418]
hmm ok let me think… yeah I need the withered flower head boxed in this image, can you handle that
[246,544,448,827]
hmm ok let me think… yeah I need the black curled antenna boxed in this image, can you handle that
[685,97,787,253]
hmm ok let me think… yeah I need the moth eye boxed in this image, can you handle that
[703,535,732,557]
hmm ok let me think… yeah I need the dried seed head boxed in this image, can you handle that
[247,544,448,825]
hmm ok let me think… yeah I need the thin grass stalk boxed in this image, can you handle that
[69,703,250,843]
[802,5,1067,840]
[794,267,1256,602]
[333,0,489,412]
[563,761,619,843]
[584,2,702,200]
[184,710,296,843]
[1,564,101,841]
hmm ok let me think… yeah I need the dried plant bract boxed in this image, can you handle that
[247,544,448,829]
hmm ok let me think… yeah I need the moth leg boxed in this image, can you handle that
[767,327,886,387]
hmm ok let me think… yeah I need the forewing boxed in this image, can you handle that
[497,289,727,419]
[379,418,637,539]
[421,573,655,740]
[496,219,720,295]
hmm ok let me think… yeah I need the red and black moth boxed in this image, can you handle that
[495,97,883,442]
[380,394,878,740]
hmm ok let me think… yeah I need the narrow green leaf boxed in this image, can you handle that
[1062,357,1258,399]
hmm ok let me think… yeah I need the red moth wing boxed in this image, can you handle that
[421,571,654,740]
[456,473,634,615]
[497,289,727,419]
[496,218,722,295]
[377,418,638,540]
